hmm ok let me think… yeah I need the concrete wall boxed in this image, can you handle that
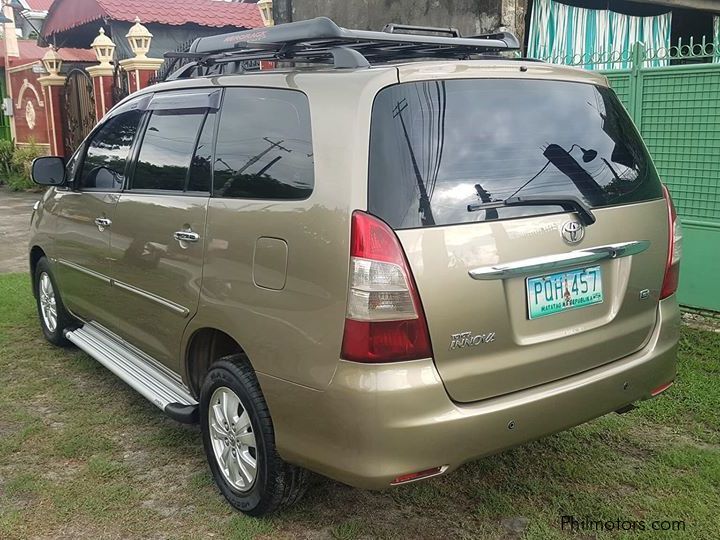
[6,62,50,148]
[276,0,526,40]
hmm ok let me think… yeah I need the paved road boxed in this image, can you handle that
[0,188,41,274]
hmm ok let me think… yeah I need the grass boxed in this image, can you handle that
[0,271,718,539]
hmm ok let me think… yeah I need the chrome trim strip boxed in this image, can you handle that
[54,259,189,317]
[468,240,651,280]
[56,258,111,284]
[111,280,190,317]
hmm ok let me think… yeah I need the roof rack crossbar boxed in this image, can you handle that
[382,23,461,37]
[165,17,520,79]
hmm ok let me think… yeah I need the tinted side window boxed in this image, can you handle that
[368,80,662,229]
[213,88,313,199]
[79,109,142,190]
[187,111,216,192]
[133,109,206,191]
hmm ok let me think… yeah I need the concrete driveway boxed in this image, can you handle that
[0,188,41,274]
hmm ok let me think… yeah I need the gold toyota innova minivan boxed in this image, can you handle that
[29,18,680,515]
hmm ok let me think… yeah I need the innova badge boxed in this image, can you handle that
[561,221,585,244]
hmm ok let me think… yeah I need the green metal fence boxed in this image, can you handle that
[536,41,720,312]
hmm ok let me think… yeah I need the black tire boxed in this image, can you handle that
[34,257,73,346]
[199,355,309,516]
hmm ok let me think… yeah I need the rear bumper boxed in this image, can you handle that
[259,298,680,489]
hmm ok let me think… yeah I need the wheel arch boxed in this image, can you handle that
[29,246,46,296]
[185,327,251,398]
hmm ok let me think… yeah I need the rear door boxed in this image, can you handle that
[108,90,218,369]
[368,76,668,402]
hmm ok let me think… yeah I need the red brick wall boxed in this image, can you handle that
[7,62,50,147]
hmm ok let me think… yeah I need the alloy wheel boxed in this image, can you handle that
[208,386,258,492]
[38,272,58,333]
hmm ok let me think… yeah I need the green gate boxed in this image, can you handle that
[0,77,11,142]
[537,41,720,312]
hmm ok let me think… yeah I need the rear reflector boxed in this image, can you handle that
[660,186,682,299]
[341,211,433,363]
[651,380,674,397]
[341,318,433,362]
[391,466,445,485]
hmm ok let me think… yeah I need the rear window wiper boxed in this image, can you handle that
[467,194,596,226]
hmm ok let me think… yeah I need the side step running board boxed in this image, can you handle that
[65,323,198,423]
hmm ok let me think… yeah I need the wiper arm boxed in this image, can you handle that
[467,194,596,225]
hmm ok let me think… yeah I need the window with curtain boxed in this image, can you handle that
[528,0,672,69]
[715,16,719,63]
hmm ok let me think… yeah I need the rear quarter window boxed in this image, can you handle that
[368,79,662,229]
[213,88,314,200]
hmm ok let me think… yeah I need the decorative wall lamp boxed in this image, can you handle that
[91,27,115,67]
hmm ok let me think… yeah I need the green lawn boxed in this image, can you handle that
[0,272,718,539]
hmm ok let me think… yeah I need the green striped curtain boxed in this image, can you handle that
[528,0,671,69]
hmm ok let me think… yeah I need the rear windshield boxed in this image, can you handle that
[368,79,662,229]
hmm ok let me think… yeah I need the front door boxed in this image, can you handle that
[53,104,144,327]
[108,93,217,370]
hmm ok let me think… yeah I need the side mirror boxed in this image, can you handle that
[31,156,66,186]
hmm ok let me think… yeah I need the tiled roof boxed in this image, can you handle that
[24,0,54,11]
[0,40,96,68]
[43,0,264,37]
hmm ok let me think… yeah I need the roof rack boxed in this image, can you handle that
[165,17,520,80]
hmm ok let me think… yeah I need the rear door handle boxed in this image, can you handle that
[174,231,200,243]
[94,217,112,231]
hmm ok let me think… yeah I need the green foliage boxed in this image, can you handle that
[0,139,45,191]
[0,139,15,178]
[4,171,34,191]
[12,140,44,180]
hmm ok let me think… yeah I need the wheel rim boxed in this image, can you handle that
[208,386,258,492]
[38,272,58,333]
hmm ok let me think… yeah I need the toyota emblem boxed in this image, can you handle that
[561,221,585,244]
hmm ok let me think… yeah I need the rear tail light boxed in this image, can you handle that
[660,186,682,299]
[340,211,433,363]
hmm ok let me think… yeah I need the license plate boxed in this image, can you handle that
[526,266,603,319]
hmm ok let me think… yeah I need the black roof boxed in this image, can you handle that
[165,17,521,80]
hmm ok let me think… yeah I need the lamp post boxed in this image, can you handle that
[41,48,62,76]
[37,48,66,155]
[126,17,152,59]
[90,27,115,68]
[118,18,163,93]
[87,27,116,120]
[567,144,598,163]
[258,0,274,26]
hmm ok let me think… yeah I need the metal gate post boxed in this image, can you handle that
[627,42,645,124]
